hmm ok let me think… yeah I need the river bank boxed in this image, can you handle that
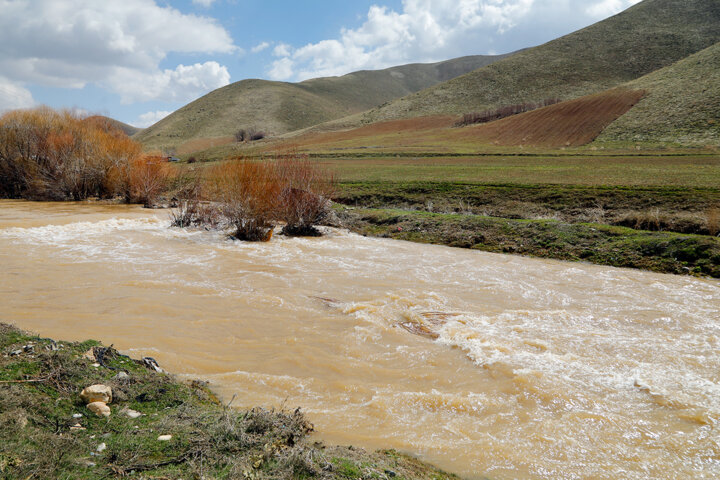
[0,323,460,479]
[3,200,719,479]
[333,182,720,278]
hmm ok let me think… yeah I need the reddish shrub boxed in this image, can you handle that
[276,155,336,236]
[0,107,144,200]
[209,159,281,241]
[126,155,171,207]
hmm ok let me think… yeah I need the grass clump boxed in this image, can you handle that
[0,323,459,479]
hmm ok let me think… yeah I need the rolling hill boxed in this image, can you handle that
[133,54,512,153]
[85,115,141,137]
[348,0,720,127]
[180,37,720,159]
[595,41,720,146]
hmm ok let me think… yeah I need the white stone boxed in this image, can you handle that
[157,435,173,442]
[124,409,143,419]
[87,402,111,417]
[114,372,129,379]
[96,443,106,452]
[80,385,112,404]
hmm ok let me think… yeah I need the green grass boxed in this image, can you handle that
[134,54,510,153]
[335,181,720,233]
[322,155,720,187]
[0,324,461,480]
[338,207,720,277]
[356,0,720,125]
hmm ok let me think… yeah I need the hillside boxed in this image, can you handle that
[134,54,511,152]
[183,45,719,158]
[351,0,720,126]
[85,115,141,137]
[595,41,720,146]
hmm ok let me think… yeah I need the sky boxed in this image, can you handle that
[0,0,642,127]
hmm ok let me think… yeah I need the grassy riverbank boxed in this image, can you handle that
[0,323,461,480]
[336,206,720,278]
[332,182,720,278]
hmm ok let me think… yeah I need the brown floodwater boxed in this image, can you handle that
[1,200,719,479]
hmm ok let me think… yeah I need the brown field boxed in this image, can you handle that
[256,89,645,154]
[461,88,646,146]
[176,136,235,155]
[273,115,457,153]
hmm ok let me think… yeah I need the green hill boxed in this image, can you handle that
[596,41,720,146]
[134,54,511,152]
[351,0,720,126]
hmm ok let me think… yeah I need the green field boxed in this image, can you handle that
[321,154,720,186]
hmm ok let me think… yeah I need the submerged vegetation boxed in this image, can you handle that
[172,155,336,240]
[0,323,458,479]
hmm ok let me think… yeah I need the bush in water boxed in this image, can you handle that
[208,159,281,241]
[276,155,336,236]
[174,155,336,240]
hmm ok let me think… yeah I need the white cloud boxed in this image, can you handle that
[109,62,231,104]
[192,0,216,7]
[586,0,640,17]
[273,43,293,58]
[135,110,173,128]
[0,0,236,102]
[268,58,295,81]
[0,78,34,112]
[267,0,643,81]
[252,42,271,54]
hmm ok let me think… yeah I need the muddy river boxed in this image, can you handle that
[1,200,719,479]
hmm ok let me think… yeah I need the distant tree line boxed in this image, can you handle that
[455,98,562,127]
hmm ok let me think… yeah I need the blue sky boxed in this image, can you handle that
[0,0,641,127]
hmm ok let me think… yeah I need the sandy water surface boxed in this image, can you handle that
[1,200,719,479]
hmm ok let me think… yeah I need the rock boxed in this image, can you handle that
[72,413,83,418]
[82,348,96,361]
[87,402,111,417]
[157,435,172,442]
[96,443,106,452]
[113,371,129,380]
[80,385,112,404]
[121,407,143,419]
[10,349,22,356]
[70,423,86,431]
[142,357,163,373]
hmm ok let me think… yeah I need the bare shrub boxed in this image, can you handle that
[235,127,266,143]
[276,155,336,236]
[0,107,144,201]
[169,170,223,228]
[126,155,171,207]
[708,206,720,236]
[455,98,562,127]
[209,159,280,241]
